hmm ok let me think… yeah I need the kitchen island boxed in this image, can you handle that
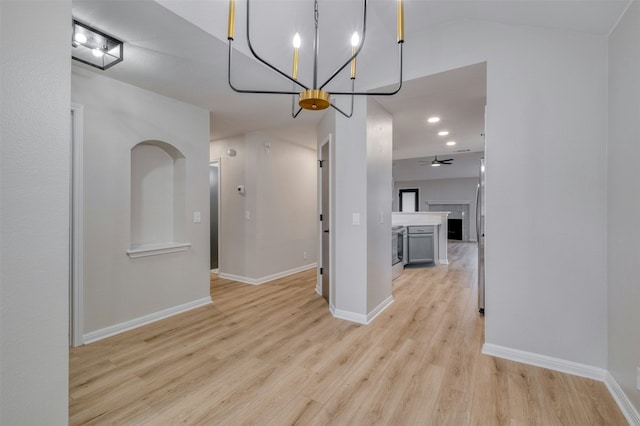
[392,212,449,264]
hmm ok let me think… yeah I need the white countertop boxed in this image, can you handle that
[391,211,449,226]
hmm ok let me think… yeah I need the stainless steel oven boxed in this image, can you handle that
[392,226,405,279]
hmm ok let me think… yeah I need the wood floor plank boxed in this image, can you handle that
[69,242,628,425]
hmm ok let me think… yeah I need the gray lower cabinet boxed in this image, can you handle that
[407,226,434,264]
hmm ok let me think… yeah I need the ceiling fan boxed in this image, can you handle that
[419,156,454,167]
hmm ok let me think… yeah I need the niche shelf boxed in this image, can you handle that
[128,140,189,258]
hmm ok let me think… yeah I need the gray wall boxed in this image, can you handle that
[0,1,71,422]
[72,70,211,335]
[607,0,640,414]
[404,19,608,366]
[210,133,317,281]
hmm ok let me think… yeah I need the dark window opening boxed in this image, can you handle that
[448,218,463,240]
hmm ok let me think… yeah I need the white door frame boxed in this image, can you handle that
[318,134,334,309]
[70,103,84,347]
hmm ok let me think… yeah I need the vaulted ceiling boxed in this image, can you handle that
[72,0,630,160]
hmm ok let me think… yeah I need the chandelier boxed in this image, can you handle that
[227,0,404,118]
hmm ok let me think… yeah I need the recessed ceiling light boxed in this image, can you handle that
[438,130,449,136]
[446,141,456,146]
[427,116,440,123]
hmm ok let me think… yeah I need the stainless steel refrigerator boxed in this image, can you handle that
[476,158,485,315]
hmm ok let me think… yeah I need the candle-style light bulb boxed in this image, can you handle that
[351,32,360,48]
[227,0,236,40]
[292,32,301,79]
[350,32,359,79]
[397,0,404,43]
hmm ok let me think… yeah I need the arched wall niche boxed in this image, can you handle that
[128,140,190,258]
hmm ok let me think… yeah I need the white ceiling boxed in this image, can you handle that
[376,62,486,160]
[393,151,484,182]
[72,0,630,157]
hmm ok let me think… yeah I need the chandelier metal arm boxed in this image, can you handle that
[329,80,355,118]
[330,102,353,118]
[291,84,304,118]
[245,0,309,91]
[318,0,368,92]
[228,41,301,95]
[329,43,403,96]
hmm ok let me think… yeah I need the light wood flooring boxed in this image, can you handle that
[69,242,627,425]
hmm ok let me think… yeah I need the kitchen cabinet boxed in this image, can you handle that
[407,225,435,264]
[391,212,448,265]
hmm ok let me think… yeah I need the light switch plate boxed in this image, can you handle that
[193,211,201,223]
[352,213,360,225]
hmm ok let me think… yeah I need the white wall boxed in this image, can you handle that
[210,133,317,281]
[210,136,247,276]
[394,177,479,241]
[317,109,337,307]
[366,99,393,313]
[72,70,211,335]
[401,20,608,366]
[607,0,640,413]
[317,98,393,320]
[0,1,70,422]
[251,133,318,277]
[333,97,369,317]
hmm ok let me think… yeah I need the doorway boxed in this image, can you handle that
[319,137,332,303]
[399,188,419,212]
[209,161,220,271]
[70,104,84,347]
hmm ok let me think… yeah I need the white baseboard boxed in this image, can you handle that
[367,296,394,323]
[332,308,368,325]
[605,371,640,426]
[83,296,212,344]
[482,343,640,425]
[219,263,317,285]
[482,343,607,381]
[438,260,449,265]
[331,296,394,325]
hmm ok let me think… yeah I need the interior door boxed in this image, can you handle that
[209,162,219,270]
[321,143,330,302]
